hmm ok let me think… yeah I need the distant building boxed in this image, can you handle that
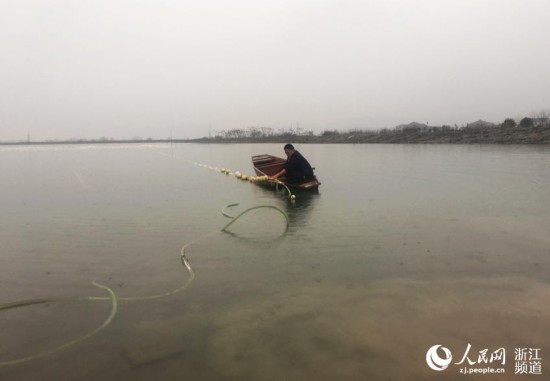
[394,122,430,131]
[466,120,496,129]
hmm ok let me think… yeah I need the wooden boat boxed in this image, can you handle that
[251,154,321,191]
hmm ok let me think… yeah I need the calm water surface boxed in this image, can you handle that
[1,143,549,380]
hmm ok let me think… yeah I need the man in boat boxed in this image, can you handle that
[271,144,314,184]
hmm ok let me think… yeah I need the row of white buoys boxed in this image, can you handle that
[234,171,272,183]
[211,165,270,185]
[250,175,271,183]
[190,160,295,200]
[174,158,289,192]
[198,163,216,171]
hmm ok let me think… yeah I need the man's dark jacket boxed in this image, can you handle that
[283,151,314,183]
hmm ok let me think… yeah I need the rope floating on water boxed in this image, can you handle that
[0,142,292,368]
[0,282,117,368]
[0,203,288,367]
[221,205,289,233]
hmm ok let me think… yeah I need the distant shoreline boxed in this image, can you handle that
[2,124,550,146]
[0,139,191,146]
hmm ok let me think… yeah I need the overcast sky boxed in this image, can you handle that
[1,0,549,141]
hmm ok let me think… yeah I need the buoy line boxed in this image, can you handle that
[0,203,288,367]
[158,151,295,200]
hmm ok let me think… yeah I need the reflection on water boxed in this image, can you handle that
[285,192,319,225]
[1,143,549,380]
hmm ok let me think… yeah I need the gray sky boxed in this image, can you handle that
[1,0,549,141]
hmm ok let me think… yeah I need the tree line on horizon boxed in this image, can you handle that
[210,112,550,141]
[2,111,548,144]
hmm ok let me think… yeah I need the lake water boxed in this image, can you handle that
[1,143,549,380]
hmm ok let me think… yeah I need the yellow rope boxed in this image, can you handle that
[222,205,289,233]
[0,203,288,367]
[0,282,117,367]
[1,146,290,367]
